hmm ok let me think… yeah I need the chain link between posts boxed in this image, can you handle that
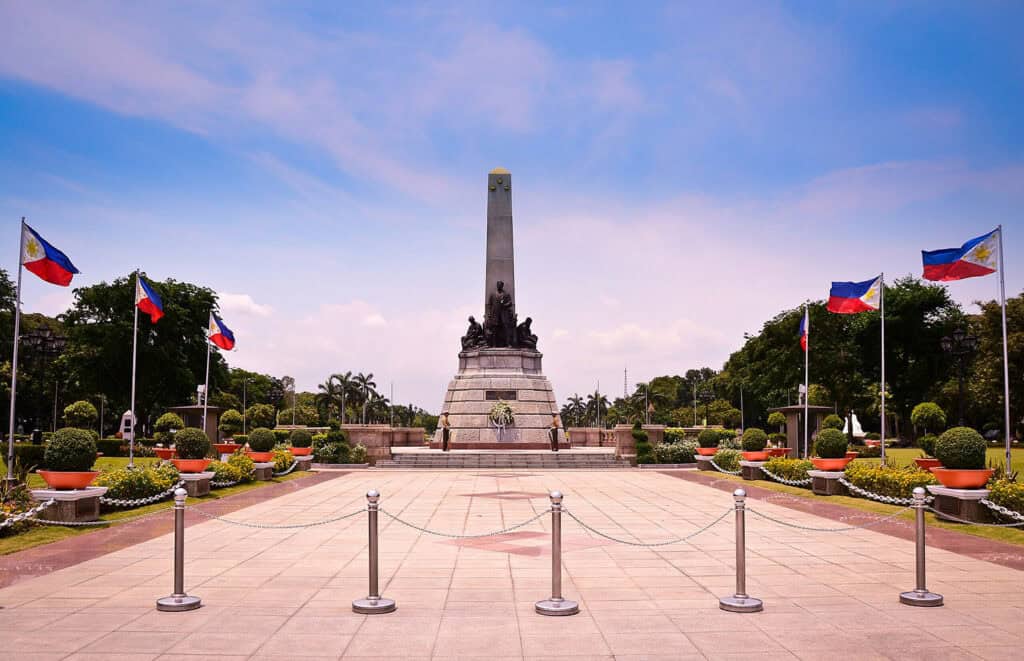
[746,504,914,532]
[709,459,742,475]
[928,504,1024,528]
[980,499,1024,522]
[184,505,365,529]
[759,467,812,487]
[563,507,733,547]
[379,508,548,539]
[837,477,934,506]
[0,499,55,528]
[273,460,299,477]
[100,481,185,507]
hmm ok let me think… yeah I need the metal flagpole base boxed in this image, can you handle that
[719,595,764,613]
[535,597,579,616]
[899,590,943,607]
[156,594,202,612]
[352,597,396,614]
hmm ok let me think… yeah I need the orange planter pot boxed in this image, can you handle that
[213,443,241,455]
[914,457,942,472]
[247,451,274,462]
[930,468,994,489]
[171,458,212,473]
[38,470,99,490]
[811,457,853,471]
[741,451,769,461]
[289,447,312,456]
[845,451,860,459]
[767,447,791,457]
[154,448,176,460]
[696,447,718,456]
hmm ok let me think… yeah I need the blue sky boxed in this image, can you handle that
[1,1,1022,408]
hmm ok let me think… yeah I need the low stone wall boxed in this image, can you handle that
[567,427,601,447]
[340,425,427,464]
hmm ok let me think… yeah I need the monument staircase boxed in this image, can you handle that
[376,448,630,470]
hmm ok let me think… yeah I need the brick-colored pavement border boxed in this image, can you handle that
[0,470,344,589]
[665,469,1024,570]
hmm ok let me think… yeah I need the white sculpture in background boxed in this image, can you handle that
[843,412,866,438]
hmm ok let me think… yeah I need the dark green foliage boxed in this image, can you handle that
[313,431,350,464]
[664,428,687,444]
[96,439,126,456]
[911,402,946,433]
[289,429,313,448]
[767,411,786,430]
[814,428,848,459]
[934,427,986,470]
[822,414,844,430]
[233,434,248,446]
[741,427,768,451]
[272,429,290,444]
[865,432,881,440]
[632,426,653,464]
[918,434,937,457]
[12,444,46,469]
[154,412,184,445]
[63,400,98,429]
[44,428,97,472]
[769,432,787,445]
[218,409,243,436]
[326,430,349,445]
[697,429,720,448]
[173,427,211,459]
[245,404,276,429]
[247,427,276,452]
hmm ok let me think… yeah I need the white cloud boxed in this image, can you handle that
[218,292,273,317]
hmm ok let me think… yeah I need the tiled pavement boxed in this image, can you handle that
[0,469,1022,660]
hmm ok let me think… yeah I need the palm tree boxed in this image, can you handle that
[330,371,355,424]
[315,377,344,421]
[565,394,585,427]
[585,390,610,428]
[353,372,377,424]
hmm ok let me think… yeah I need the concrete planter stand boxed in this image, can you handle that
[293,456,313,471]
[926,485,993,523]
[252,462,274,481]
[30,486,108,523]
[696,456,715,472]
[808,470,848,496]
[311,463,370,470]
[179,471,214,498]
[740,461,766,481]
[639,463,696,470]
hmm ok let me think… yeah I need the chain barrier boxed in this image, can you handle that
[563,507,733,547]
[100,481,185,508]
[30,507,171,527]
[759,467,812,487]
[380,508,548,539]
[184,505,365,529]
[210,478,241,489]
[709,459,742,475]
[837,477,934,506]
[925,505,1024,528]
[979,499,1024,522]
[273,460,299,477]
[0,499,55,529]
[746,504,913,532]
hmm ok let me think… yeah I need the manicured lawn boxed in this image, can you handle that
[853,446,1024,475]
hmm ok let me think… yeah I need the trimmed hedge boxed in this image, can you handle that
[935,427,986,470]
[45,428,97,472]
[654,440,698,464]
[844,463,936,499]
[273,429,291,444]
[712,448,742,472]
[289,429,313,448]
[95,463,180,502]
[814,428,848,459]
[12,444,46,469]
[763,457,812,482]
[918,434,937,458]
[248,428,276,452]
[173,427,211,459]
[741,428,768,452]
[822,414,844,430]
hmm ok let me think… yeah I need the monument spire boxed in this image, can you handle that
[485,167,515,314]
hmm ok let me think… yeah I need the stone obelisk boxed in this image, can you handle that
[485,168,515,314]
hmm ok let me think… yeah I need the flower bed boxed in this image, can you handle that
[654,440,697,464]
[987,480,1024,517]
[94,463,180,503]
[712,448,742,473]
[763,457,812,483]
[842,462,936,500]
[209,451,255,485]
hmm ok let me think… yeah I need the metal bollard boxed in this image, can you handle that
[352,490,396,614]
[899,487,943,607]
[156,488,201,611]
[719,488,763,613]
[535,491,579,616]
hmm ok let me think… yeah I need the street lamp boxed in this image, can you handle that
[941,327,978,426]
[241,377,252,434]
[21,327,66,431]
[698,387,715,426]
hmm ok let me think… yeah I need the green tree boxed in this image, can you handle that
[246,403,276,429]
[911,402,947,435]
[63,400,98,429]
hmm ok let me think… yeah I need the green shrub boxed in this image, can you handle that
[227,451,255,482]
[988,480,1024,517]
[844,463,937,499]
[272,429,290,444]
[313,432,349,463]
[247,427,276,452]
[63,400,98,429]
[325,429,349,445]
[741,428,768,452]
[289,429,313,448]
[664,428,687,444]
[918,434,937,458]
[632,426,654,464]
[349,443,368,464]
[934,427,986,470]
[233,434,248,446]
[911,402,947,434]
[768,432,787,446]
[721,408,742,429]
[245,404,276,429]
[764,457,812,482]
[767,411,786,430]
[850,444,881,458]
[814,428,848,459]
[173,427,211,459]
[271,446,294,472]
[718,436,741,450]
[95,463,179,502]
[154,412,184,445]
[44,428,97,472]
[822,414,844,430]
[717,429,737,440]
[697,429,720,448]
[654,440,697,464]
[208,459,244,484]
[96,439,126,457]
[218,409,243,437]
[864,432,881,440]
[12,443,46,469]
[712,448,742,472]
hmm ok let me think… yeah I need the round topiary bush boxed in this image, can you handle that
[245,404,276,429]
[822,414,844,430]
[154,412,185,445]
[289,429,313,448]
[911,402,947,434]
[173,427,210,459]
[697,429,720,448]
[769,432,787,445]
[248,427,276,452]
[741,427,768,452]
[44,427,97,472]
[918,434,937,458]
[63,400,98,429]
[767,411,786,430]
[934,427,987,470]
[218,409,243,437]
[814,428,848,459]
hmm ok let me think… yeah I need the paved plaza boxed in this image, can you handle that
[1,469,1023,660]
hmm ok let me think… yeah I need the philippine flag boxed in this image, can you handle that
[827,276,881,314]
[208,313,235,350]
[922,229,999,282]
[135,275,164,323]
[799,308,809,352]
[21,224,79,286]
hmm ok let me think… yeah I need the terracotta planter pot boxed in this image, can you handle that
[865,439,881,448]
[914,457,942,471]
[845,451,860,459]
[38,470,99,490]
[696,447,718,456]
[247,450,274,462]
[213,443,241,455]
[171,458,212,473]
[741,451,769,461]
[930,467,994,489]
[289,446,312,456]
[811,457,853,471]
[154,448,176,460]
[767,447,791,457]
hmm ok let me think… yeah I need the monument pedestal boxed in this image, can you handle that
[252,462,274,481]
[179,472,214,498]
[926,486,992,523]
[808,470,847,496]
[740,461,766,481]
[31,487,108,523]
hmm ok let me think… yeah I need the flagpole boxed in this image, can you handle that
[202,314,212,438]
[880,273,886,464]
[128,270,140,468]
[997,226,1011,472]
[6,220,26,483]
[803,302,809,459]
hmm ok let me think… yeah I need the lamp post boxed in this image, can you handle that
[941,328,978,427]
[698,387,715,427]
[21,327,66,431]
[241,377,251,434]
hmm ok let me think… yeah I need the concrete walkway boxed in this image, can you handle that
[0,469,1021,660]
